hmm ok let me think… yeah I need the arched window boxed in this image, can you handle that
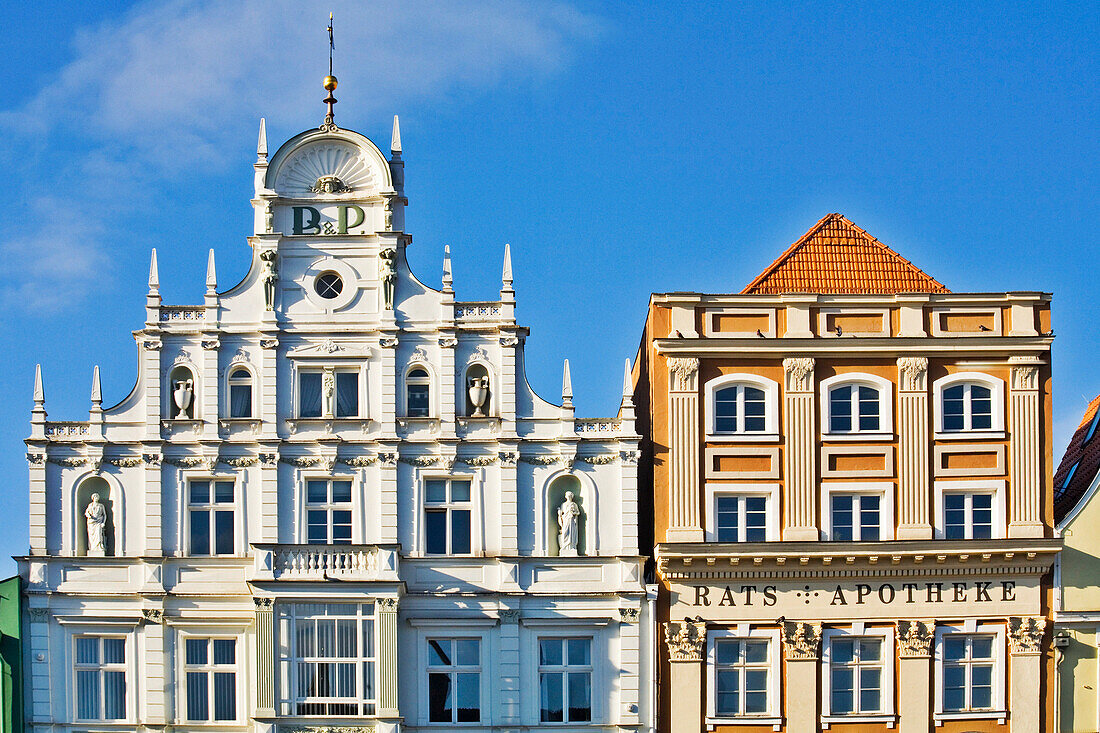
[406,368,431,418]
[820,374,893,437]
[933,373,1004,435]
[228,368,253,418]
[465,364,491,417]
[705,374,779,438]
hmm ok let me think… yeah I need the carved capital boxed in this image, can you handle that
[142,453,162,466]
[1008,616,1046,654]
[498,451,519,466]
[783,621,822,660]
[667,357,700,392]
[783,357,816,392]
[664,620,707,662]
[897,357,929,392]
[619,607,640,624]
[379,336,399,349]
[141,608,164,625]
[377,597,399,612]
[258,452,279,467]
[142,338,163,351]
[201,338,220,351]
[499,609,521,624]
[438,336,459,349]
[1010,365,1040,391]
[27,607,49,620]
[253,597,274,611]
[25,452,45,465]
[897,620,935,657]
[260,337,279,350]
[619,449,641,465]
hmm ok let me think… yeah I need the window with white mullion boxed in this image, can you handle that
[943,492,993,540]
[539,637,593,722]
[427,638,481,723]
[942,634,996,712]
[184,637,237,722]
[281,603,377,716]
[830,494,880,541]
[714,638,771,717]
[74,635,127,721]
[942,383,993,432]
[829,384,880,433]
[189,480,235,556]
[306,479,353,545]
[715,495,767,542]
[829,637,884,715]
[424,478,473,555]
[714,385,767,434]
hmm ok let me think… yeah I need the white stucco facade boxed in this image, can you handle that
[19,113,655,733]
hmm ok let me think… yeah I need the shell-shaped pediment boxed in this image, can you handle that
[266,127,392,199]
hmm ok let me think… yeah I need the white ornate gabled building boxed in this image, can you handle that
[20,92,655,733]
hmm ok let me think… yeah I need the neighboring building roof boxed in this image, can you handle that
[1054,394,1100,523]
[742,213,951,295]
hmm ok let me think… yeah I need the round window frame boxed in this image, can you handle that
[314,271,344,300]
[302,258,360,311]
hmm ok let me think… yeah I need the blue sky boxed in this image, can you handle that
[0,1,1096,572]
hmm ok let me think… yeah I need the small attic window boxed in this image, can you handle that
[1085,411,1100,445]
[315,271,343,299]
[1060,462,1080,490]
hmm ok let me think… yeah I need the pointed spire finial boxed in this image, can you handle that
[562,359,573,405]
[257,117,268,158]
[442,245,453,291]
[391,115,402,156]
[622,358,633,397]
[502,243,513,290]
[148,249,159,293]
[91,365,102,406]
[33,364,44,407]
[206,249,217,291]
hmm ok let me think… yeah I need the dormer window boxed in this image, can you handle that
[407,368,431,418]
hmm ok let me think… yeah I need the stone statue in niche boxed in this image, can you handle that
[260,249,278,310]
[379,248,396,310]
[172,378,194,419]
[85,493,107,556]
[557,491,581,556]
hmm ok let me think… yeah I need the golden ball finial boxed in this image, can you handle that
[323,75,338,91]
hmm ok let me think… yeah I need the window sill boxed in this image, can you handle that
[706,433,780,443]
[286,418,370,435]
[706,715,782,730]
[822,432,894,442]
[821,713,897,729]
[934,431,1005,441]
[933,710,1006,726]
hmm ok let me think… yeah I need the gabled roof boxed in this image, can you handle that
[1054,395,1100,524]
[742,213,950,295]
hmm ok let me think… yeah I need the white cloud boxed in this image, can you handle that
[0,0,599,309]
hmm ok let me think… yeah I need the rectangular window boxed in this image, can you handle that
[539,637,593,722]
[942,634,996,712]
[189,480,235,556]
[424,478,473,555]
[299,372,323,418]
[714,637,770,717]
[279,603,376,716]
[335,371,358,417]
[75,635,127,721]
[306,479,353,545]
[830,494,880,541]
[715,495,767,542]
[829,637,883,714]
[184,637,237,721]
[427,638,480,723]
[943,492,993,540]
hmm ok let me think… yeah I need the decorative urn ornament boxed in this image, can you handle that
[173,378,194,419]
[468,375,489,417]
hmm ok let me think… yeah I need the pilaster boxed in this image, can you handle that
[377,598,400,718]
[254,597,275,718]
[201,336,219,439]
[783,622,821,733]
[259,334,279,440]
[783,358,817,540]
[144,452,163,554]
[618,608,641,726]
[896,357,932,540]
[258,451,279,542]
[666,357,702,542]
[1009,358,1044,538]
[142,335,163,441]
[664,621,705,733]
[897,620,934,733]
[1008,616,1045,733]
[27,451,47,554]
[378,449,399,545]
[439,335,457,438]
[498,609,521,724]
[26,606,50,721]
[141,610,167,724]
[499,332,519,433]
[379,336,398,438]
[498,444,519,554]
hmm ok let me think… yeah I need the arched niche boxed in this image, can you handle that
[545,474,589,557]
[465,363,492,417]
[75,476,117,557]
[168,365,197,419]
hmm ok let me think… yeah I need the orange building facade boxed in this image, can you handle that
[635,215,1059,733]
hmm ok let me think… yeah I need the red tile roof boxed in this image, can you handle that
[742,213,950,295]
[1054,395,1100,523]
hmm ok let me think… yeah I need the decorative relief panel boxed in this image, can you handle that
[667,357,699,392]
[897,620,934,657]
[897,356,929,392]
[1008,616,1046,654]
[782,621,822,660]
[664,620,707,662]
[783,357,815,392]
[274,141,378,197]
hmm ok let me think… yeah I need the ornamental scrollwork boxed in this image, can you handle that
[377,452,398,467]
[619,607,640,623]
[377,598,399,612]
[667,357,699,392]
[141,608,164,624]
[310,174,353,195]
[580,454,617,465]
[783,621,822,660]
[223,456,259,468]
[499,609,521,623]
[897,357,929,392]
[499,334,520,347]
[201,338,220,351]
[289,727,374,733]
[438,336,459,349]
[282,456,323,468]
[379,336,399,349]
[467,345,491,364]
[664,620,707,662]
[409,346,430,364]
[142,338,163,351]
[1008,616,1046,654]
[520,455,561,465]
[258,453,279,467]
[253,597,274,610]
[173,349,193,365]
[47,457,87,467]
[1011,365,1040,391]
[461,455,497,467]
[619,450,641,465]
[783,357,815,392]
[260,337,279,350]
[400,455,440,467]
[26,453,45,465]
[498,451,519,466]
[342,455,377,467]
[897,620,935,657]
[143,453,162,466]
[108,457,144,468]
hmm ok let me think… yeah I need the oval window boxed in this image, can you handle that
[314,271,343,299]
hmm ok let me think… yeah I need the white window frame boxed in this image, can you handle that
[536,635,595,724]
[706,627,782,727]
[421,633,487,726]
[934,622,1006,723]
[72,633,132,723]
[180,634,242,723]
[276,602,378,717]
[224,364,256,419]
[819,373,893,440]
[296,368,325,418]
[820,626,896,725]
[821,482,894,541]
[421,475,477,556]
[704,484,780,542]
[186,477,239,556]
[933,480,1005,540]
[933,373,1005,439]
[333,367,362,418]
[405,365,434,418]
[301,476,355,545]
[705,374,780,441]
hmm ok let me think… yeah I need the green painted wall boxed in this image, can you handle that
[0,576,22,733]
